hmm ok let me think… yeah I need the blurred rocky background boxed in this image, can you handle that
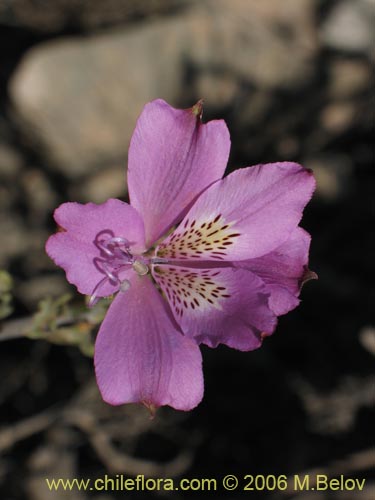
[0,0,373,499]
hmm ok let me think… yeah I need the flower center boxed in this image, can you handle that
[89,232,169,306]
[89,233,149,306]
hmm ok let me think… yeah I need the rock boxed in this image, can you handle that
[0,143,21,211]
[276,136,300,159]
[305,154,353,201]
[23,229,58,275]
[10,20,185,178]
[10,0,316,178]
[21,168,57,220]
[0,209,50,271]
[0,177,18,213]
[328,59,371,99]
[359,326,375,356]
[190,0,317,89]
[320,102,357,134]
[0,142,23,177]
[194,73,239,109]
[321,0,375,53]
[0,0,190,33]
[70,164,127,203]
[0,214,29,266]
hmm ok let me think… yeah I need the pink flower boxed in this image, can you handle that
[46,99,316,412]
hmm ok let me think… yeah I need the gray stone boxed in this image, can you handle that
[21,168,58,219]
[0,0,191,32]
[320,101,357,134]
[190,0,317,89]
[10,0,316,178]
[305,154,353,201]
[194,73,240,110]
[71,164,127,203]
[321,0,375,53]
[0,214,30,266]
[328,59,371,99]
[10,20,185,178]
[0,142,23,177]
[0,143,21,211]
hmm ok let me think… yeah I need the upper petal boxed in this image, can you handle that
[153,265,277,351]
[94,275,204,411]
[238,227,316,316]
[157,162,315,262]
[127,99,230,247]
[46,199,146,296]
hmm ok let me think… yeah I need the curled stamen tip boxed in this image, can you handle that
[88,295,99,308]
[120,279,131,292]
[108,237,130,246]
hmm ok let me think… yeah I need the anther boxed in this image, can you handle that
[151,257,170,265]
[88,276,108,308]
[89,235,135,306]
[132,259,149,276]
[120,279,131,292]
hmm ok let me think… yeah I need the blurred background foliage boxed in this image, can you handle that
[0,1,373,499]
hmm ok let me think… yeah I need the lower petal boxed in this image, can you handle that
[94,275,203,411]
[153,265,277,351]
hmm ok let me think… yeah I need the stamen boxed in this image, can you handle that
[89,235,135,306]
[106,237,130,246]
[151,257,170,265]
[101,262,120,284]
[88,276,109,307]
[96,241,116,257]
[97,237,133,260]
[120,279,131,292]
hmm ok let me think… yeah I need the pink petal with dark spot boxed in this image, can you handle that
[153,265,277,351]
[157,162,315,262]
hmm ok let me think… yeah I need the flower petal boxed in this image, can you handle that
[157,162,315,262]
[153,265,277,351]
[46,199,146,296]
[237,227,315,315]
[94,275,204,411]
[128,99,230,247]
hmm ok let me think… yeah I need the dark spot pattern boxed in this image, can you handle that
[157,215,241,260]
[154,267,231,318]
